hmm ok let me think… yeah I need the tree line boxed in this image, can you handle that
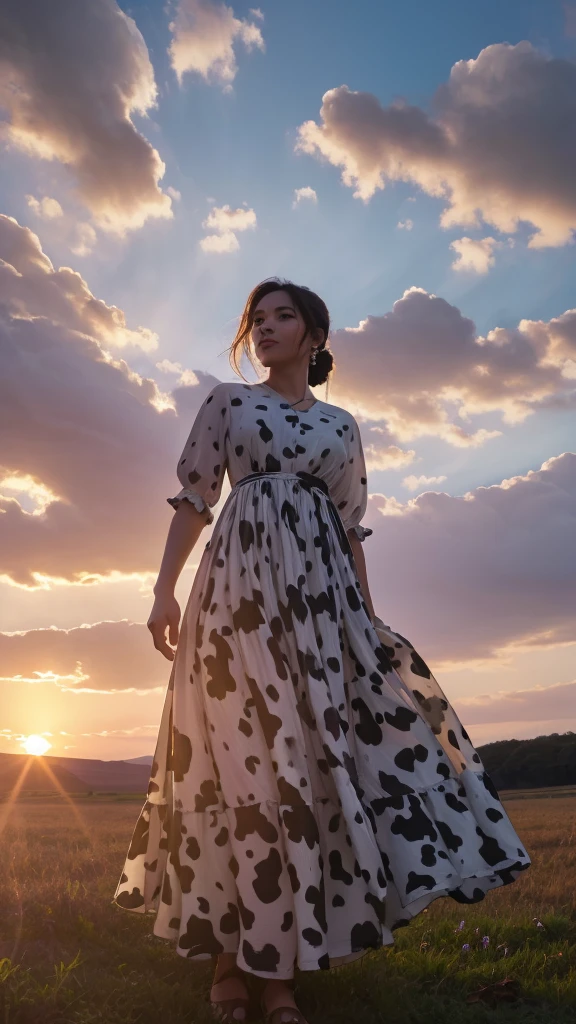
[477,732,576,789]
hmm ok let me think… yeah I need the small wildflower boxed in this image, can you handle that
[456,919,465,932]
[534,919,544,929]
[462,943,470,952]
[482,935,490,949]
[474,927,479,935]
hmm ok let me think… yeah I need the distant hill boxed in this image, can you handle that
[477,732,576,789]
[2,731,575,797]
[0,756,91,794]
[0,752,150,794]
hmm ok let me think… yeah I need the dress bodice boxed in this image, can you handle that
[167,381,372,540]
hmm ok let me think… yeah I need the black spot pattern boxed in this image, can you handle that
[115,380,531,977]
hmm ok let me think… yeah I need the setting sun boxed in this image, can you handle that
[22,735,52,756]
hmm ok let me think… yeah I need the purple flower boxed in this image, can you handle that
[482,935,490,949]
[462,943,470,952]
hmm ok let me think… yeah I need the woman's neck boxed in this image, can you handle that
[264,372,313,405]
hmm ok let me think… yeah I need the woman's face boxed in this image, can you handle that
[250,289,316,369]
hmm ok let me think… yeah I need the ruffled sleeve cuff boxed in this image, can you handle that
[349,524,373,541]
[166,489,214,524]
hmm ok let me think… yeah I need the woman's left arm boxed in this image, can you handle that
[347,530,376,621]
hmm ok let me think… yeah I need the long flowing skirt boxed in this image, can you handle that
[114,474,530,978]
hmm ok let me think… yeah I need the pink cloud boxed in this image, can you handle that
[361,453,576,665]
[328,286,576,444]
[0,215,574,684]
[0,218,220,587]
[454,680,576,725]
[0,621,161,692]
[0,216,157,350]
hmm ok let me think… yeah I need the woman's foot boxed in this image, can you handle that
[260,979,307,1024]
[210,953,251,1022]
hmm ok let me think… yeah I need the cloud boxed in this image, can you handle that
[397,219,413,230]
[26,195,97,256]
[200,203,257,252]
[364,440,417,472]
[3,455,574,685]
[1,213,575,691]
[70,222,98,258]
[200,229,240,252]
[402,474,447,492]
[0,215,223,587]
[26,196,63,220]
[296,42,576,247]
[292,186,318,208]
[450,236,499,273]
[169,0,264,88]
[203,205,258,232]
[0,216,158,351]
[0,620,163,692]
[454,680,576,725]
[362,452,576,666]
[155,360,200,387]
[0,0,172,234]
[329,286,576,444]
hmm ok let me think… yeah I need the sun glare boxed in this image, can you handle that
[22,735,52,756]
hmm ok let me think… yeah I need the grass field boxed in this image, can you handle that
[0,790,575,1023]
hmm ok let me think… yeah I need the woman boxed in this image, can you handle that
[114,278,530,1024]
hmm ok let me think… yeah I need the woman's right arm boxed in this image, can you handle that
[147,502,209,661]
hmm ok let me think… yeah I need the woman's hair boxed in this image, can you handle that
[229,277,334,388]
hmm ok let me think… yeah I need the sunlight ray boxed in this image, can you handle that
[0,757,33,837]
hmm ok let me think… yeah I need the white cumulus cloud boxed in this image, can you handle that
[450,236,500,273]
[26,196,64,220]
[199,203,257,253]
[296,42,576,247]
[292,186,318,208]
[169,0,264,88]
[402,474,448,492]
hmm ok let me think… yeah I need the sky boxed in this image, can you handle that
[0,0,575,762]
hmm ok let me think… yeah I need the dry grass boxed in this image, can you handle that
[0,791,575,1023]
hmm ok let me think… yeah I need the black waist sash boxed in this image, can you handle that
[232,470,353,558]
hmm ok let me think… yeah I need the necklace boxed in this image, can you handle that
[288,389,311,408]
[263,382,316,409]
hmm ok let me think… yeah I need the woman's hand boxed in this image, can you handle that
[148,591,182,661]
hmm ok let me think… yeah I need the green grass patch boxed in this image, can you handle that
[1,794,575,1022]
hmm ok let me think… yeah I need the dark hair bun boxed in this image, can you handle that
[308,346,334,387]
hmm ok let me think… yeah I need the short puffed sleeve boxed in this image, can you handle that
[167,383,230,525]
[336,415,373,541]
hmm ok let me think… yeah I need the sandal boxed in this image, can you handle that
[260,980,309,1024]
[209,962,255,1023]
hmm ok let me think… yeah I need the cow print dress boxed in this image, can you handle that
[114,379,530,979]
